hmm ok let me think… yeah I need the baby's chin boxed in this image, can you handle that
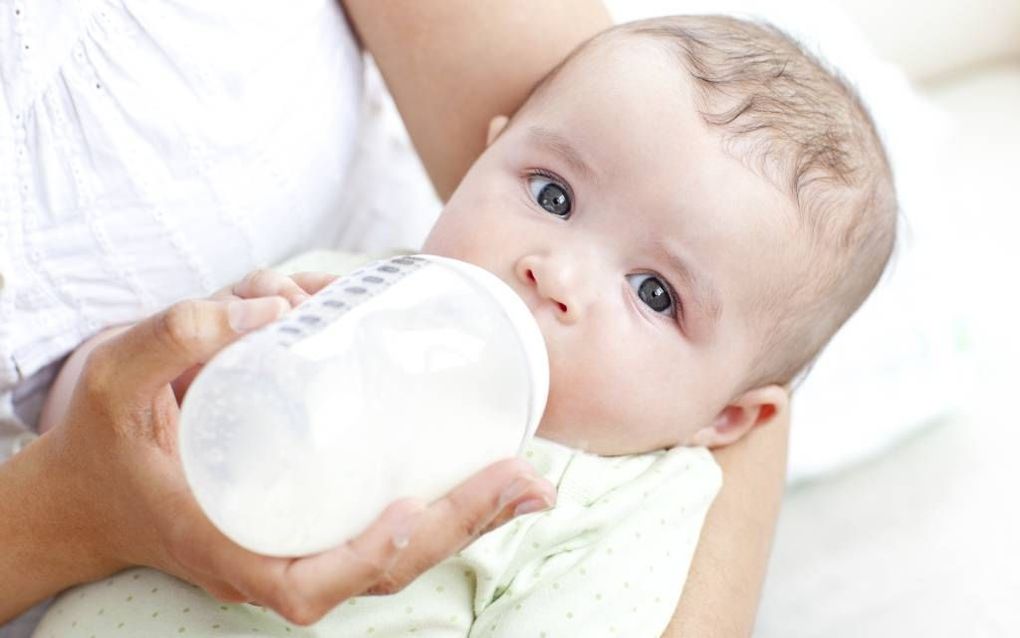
[420,245,475,270]
[534,418,592,451]
[419,224,455,258]
[533,400,611,455]
[418,238,442,256]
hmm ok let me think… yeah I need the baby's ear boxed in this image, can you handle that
[688,385,789,448]
[486,115,510,146]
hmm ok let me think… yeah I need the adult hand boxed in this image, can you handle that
[37,270,337,432]
[169,269,336,401]
[36,274,556,625]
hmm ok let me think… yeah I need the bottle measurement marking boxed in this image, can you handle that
[268,255,427,347]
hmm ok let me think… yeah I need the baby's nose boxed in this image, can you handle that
[524,267,569,313]
[515,256,582,323]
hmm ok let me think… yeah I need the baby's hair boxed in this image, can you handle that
[525,15,898,390]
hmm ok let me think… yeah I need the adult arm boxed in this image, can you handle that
[0,277,555,626]
[664,407,790,637]
[0,421,114,623]
[342,0,614,200]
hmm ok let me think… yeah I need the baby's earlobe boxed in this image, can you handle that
[687,426,718,448]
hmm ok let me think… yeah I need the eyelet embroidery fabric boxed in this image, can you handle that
[0,0,364,451]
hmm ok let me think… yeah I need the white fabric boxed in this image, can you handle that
[34,437,722,638]
[0,0,363,444]
[0,2,362,635]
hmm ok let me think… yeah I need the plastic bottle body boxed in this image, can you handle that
[179,255,548,557]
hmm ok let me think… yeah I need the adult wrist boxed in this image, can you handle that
[0,431,120,622]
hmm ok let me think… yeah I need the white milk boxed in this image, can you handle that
[178,255,548,557]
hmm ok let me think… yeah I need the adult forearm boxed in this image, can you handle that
[343,0,612,200]
[664,407,790,637]
[0,433,113,622]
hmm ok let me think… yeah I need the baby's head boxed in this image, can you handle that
[424,15,897,455]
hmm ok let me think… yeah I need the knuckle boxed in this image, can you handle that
[159,301,204,352]
[276,595,321,627]
[345,536,392,581]
[456,515,483,541]
[364,540,448,597]
[260,578,317,626]
[369,573,407,596]
[79,346,116,405]
[245,269,280,293]
[449,494,489,540]
[366,552,391,579]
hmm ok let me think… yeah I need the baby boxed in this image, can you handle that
[33,14,896,637]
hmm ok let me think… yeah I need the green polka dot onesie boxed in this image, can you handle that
[34,437,721,637]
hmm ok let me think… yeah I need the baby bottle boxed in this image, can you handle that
[178,255,548,557]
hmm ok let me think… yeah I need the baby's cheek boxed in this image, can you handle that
[534,348,633,452]
[553,334,703,452]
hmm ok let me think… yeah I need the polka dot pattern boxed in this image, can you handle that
[33,440,720,637]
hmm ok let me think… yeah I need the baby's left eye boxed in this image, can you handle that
[627,273,675,315]
[527,174,572,217]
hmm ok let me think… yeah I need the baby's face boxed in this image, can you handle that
[424,37,799,454]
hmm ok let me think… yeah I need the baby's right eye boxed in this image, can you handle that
[527,172,572,218]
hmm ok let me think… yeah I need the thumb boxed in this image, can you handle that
[102,296,290,397]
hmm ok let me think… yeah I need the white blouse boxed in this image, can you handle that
[0,0,365,455]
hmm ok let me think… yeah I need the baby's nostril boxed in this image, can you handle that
[557,302,568,313]
[526,269,537,283]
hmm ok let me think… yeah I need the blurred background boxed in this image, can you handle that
[330,0,1020,634]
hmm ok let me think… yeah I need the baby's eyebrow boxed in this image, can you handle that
[655,238,723,326]
[526,126,599,185]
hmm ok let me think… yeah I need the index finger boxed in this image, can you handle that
[277,458,555,622]
[98,296,289,397]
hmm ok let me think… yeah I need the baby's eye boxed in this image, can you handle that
[527,173,572,217]
[626,273,675,316]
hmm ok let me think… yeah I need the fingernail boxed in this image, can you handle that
[228,298,285,332]
[513,497,552,517]
[497,476,538,510]
[228,300,255,332]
